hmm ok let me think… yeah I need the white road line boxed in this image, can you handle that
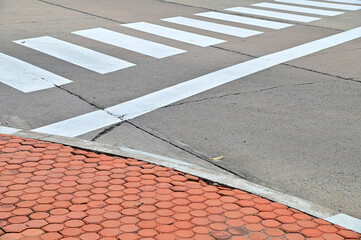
[13,36,135,74]
[321,0,361,4]
[0,126,21,134]
[275,0,361,10]
[73,28,185,59]
[0,53,72,93]
[326,214,361,233]
[32,110,121,138]
[31,26,361,137]
[225,7,321,22]
[253,2,344,16]
[122,22,226,47]
[161,17,263,38]
[195,12,293,29]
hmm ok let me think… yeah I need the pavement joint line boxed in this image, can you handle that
[38,0,127,24]
[163,81,333,109]
[12,130,361,233]
[30,25,361,137]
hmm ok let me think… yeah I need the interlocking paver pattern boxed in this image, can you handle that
[0,134,360,239]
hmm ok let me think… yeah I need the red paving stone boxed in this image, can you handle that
[0,134,360,240]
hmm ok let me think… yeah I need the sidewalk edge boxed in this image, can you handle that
[11,130,361,233]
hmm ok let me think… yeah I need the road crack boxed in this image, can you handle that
[125,121,257,181]
[38,0,126,24]
[91,121,124,141]
[211,46,361,84]
[0,17,95,26]
[55,86,104,110]
[283,63,361,84]
[55,85,122,119]
[162,81,334,108]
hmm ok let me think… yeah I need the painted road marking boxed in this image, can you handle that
[195,12,293,29]
[275,0,361,10]
[0,126,21,134]
[73,28,185,59]
[326,214,361,233]
[122,22,226,47]
[253,2,344,16]
[321,0,361,4]
[32,26,361,137]
[161,17,263,38]
[13,36,135,74]
[225,7,321,22]
[0,53,72,93]
[33,110,121,138]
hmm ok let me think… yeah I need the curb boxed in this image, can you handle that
[9,130,361,234]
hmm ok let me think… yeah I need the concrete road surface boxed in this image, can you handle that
[1,0,360,218]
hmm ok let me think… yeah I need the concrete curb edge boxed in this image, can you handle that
[9,130,361,233]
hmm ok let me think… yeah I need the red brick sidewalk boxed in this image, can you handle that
[0,134,360,240]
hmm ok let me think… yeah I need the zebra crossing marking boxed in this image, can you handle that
[253,2,344,16]
[275,0,361,10]
[73,28,186,59]
[31,26,361,137]
[0,53,72,93]
[321,0,361,4]
[122,22,226,47]
[33,110,121,138]
[3,0,359,93]
[195,12,293,29]
[225,7,321,22]
[0,126,21,134]
[14,36,135,74]
[162,17,263,38]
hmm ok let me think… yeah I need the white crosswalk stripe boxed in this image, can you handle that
[122,22,226,47]
[195,12,293,29]
[162,17,263,38]
[33,110,121,138]
[73,28,185,59]
[0,126,21,134]
[252,2,344,16]
[275,0,361,10]
[0,53,72,93]
[14,36,135,74]
[31,26,361,137]
[4,0,358,94]
[226,6,321,22]
[321,0,361,4]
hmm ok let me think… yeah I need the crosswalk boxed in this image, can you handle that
[1,0,361,94]
[194,12,293,29]
[252,2,345,15]
[73,28,186,59]
[274,0,361,10]
[161,17,263,38]
[13,36,136,74]
[0,52,72,93]
[32,26,361,137]
[225,6,322,22]
[122,22,226,47]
